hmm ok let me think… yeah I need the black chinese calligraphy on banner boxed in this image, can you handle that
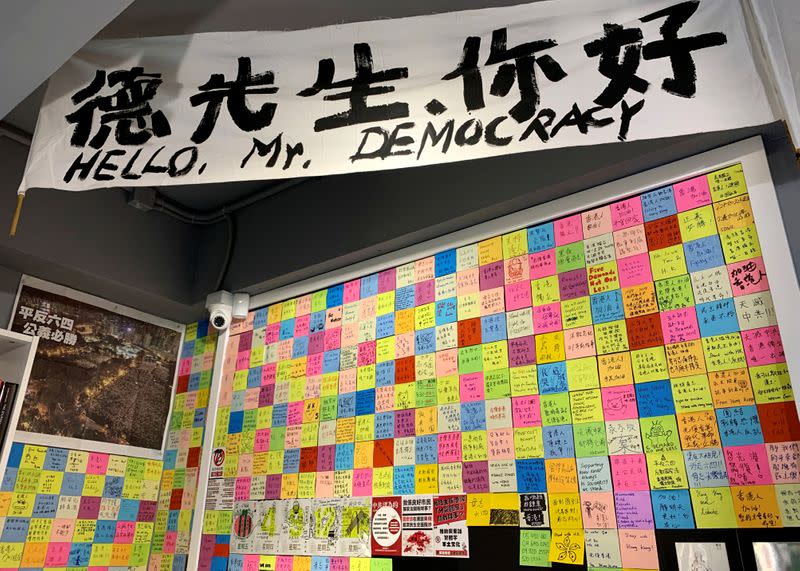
[19,0,773,195]
[9,276,183,458]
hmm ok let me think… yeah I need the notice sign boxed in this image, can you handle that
[401,496,434,557]
[371,497,403,556]
[433,495,469,558]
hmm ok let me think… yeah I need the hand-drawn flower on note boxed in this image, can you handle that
[555,532,580,563]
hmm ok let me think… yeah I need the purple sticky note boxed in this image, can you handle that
[395,409,416,438]
[558,268,589,300]
[480,261,505,291]
[317,445,335,472]
[462,460,490,493]
[415,280,435,306]
[78,496,101,519]
[508,336,536,367]
[266,474,282,499]
[614,491,655,529]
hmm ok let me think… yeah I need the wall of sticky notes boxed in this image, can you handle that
[198,160,800,570]
[0,321,216,571]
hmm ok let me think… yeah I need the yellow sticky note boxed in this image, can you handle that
[373,467,393,496]
[646,450,689,490]
[462,430,488,462]
[708,164,747,201]
[261,555,277,570]
[82,474,105,497]
[671,374,714,413]
[297,472,316,499]
[415,406,438,436]
[531,276,560,306]
[415,303,436,330]
[438,462,463,493]
[701,333,746,372]
[355,415,374,443]
[467,493,491,526]
[376,337,395,363]
[281,473,299,499]
[678,205,717,242]
[569,389,603,423]
[690,487,737,528]
[437,375,460,404]
[350,557,371,571]
[457,293,480,320]
[731,485,782,527]
[549,528,585,565]
[536,331,566,363]
[293,555,311,571]
[354,441,374,469]
[20,446,46,469]
[631,346,668,383]
[565,357,599,391]
[267,303,283,324]
[548,493,583,528]
[720,224,762,264]
[594,320,629,355]
[482,341,508,371]
[598,352,634,387]
[479,236,503,265]
[514,427,544,459]
[490,492,520,527]
[415,464,438,494]
[561,297,593,329]
[502,229,528,259]
[377,291,395,316]
[649,244,687,281]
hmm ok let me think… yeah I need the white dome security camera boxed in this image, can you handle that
[206,291,233,331]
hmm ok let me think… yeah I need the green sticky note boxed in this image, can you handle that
[556,242,585,273]
[485,369,511,399]
[573,422,608,457]
[415,378,437,407]
[655,275,695,311]
[540,392,571,426]
[371,558,393,571]
[520,529,551,567]
[640,415,681,453]
[458,345,483,374]
[320,396,338,422]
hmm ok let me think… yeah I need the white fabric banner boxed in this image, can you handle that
[19,0,775,194]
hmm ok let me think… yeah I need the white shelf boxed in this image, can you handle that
[0,328,38,480]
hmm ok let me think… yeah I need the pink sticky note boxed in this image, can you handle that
[357,341,376,366]
[86,452,109,475]
[315,472,334,498]
[488,429,515,460]
[533,302,562,334]
[620,530,659,569]
[323,327,341,351]
[343,279,361,304]
[673,175,711,212]
[284,426,302,449]
[554,214,583,246]
[277,556,294,571]
[235,477,252,500]
[615,490,654,529]
[611,197,644,230]
[245,388,260,410]
[395,332,414,359]
[728,257,770,296]
[255,429,271,453]
[375,386,394,412]
[330,556,350,571]
[480,287,505,315]
[237,455,254,478]
[115,521,136,543]
[610,454,650,491]
[178,358,192,376]
[602,385,638,421]
[341,324,358,347]
[529,249,556,279]
[456,268,480,295]
[306,355,323,377]
[352,468,373,496]
[582,205,613,239]
[436,349,458,377]
[512,395,541,427]
[767,442,800,483]
[265,323,280,344]
[338,369,357,393]
[262,363,277,385]
[438,432,462,463]
[725,444,773,485]
[564,326,596,359]
[266,474,282,499]
[45,543,70,567]
[243,554,261,571]
[580,491,617,528]
[460,372,485,402]
[742,325,785,366]
[162,530,178,553]
[287,401,304,425]
[505,281,532,311]
[277,339,293,361]
[294,314,310,337]
[295,294,312,316]
[416,256,436,282]
[617,252,653,288]
[660,307,700,344]
[505,255,530,285]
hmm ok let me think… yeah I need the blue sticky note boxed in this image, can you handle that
[590,290,625,324]
[436,249,457,277]
[323,350,341,373]
[460,401,486,431]
[163,450,177,471]
[395,285,415,310]
[641,186,677,221]
[652,489,695,529]
[356,389,376,416]
[538,362,568,394]
[516,459,547,492]
[253,308,268,329]
[528,223,555,253]
[376,314,395,339]
[375,412,395,439]
[103,476,124,498]
[376,361,395,387]
[684,235,725,273]
[435,298,458,326]
[7,442,23,469]
[393,465,415,495]
[335,443,355,471]
[415,328,436,355]
[228,554,245,571]
[196,320,209,338]
[635,380,675,417]
[283,448,301,473]
[247,367,262,389]
[2,517,30,542]
[271,404,287,427]
[174,554,189,570]
[543,425,575,458]
[120,498,141,521]
[181,340,195,358]
[188,372,202,391]
[337,393,356,418]
[416,435,438,464]
[684,449,729,488]
[717,405,764,447]
[230,390,246,412]
[0,468,16,492]
[310,311,326,334]
[696,299,739,337]
[292,336,309,358]
[194,408,207,428]
[361,274,379,299]
[228,410,244,433]
[32,493,58,517]
[327,284,344,308]
[61,472,85,496]
[94,520,117,543]
[42,447,68,472]
[312,556,331,571]
[279,318,294,340]
[68,543,93,567]
[481,313,507,343]
[211,556,230,571]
